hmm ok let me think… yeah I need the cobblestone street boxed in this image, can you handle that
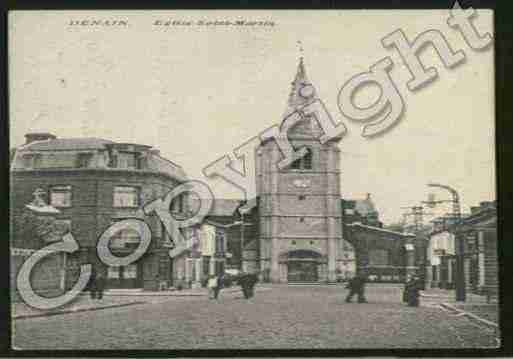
[13,285,499,350]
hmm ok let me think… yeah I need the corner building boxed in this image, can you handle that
[256,59,343,283]
[10,133,189,291]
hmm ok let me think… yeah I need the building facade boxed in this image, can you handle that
[340,194,383,280]
[10,133,189,291]
[457,201,498,299]
[345,223,417,282]
[426,216,457,289]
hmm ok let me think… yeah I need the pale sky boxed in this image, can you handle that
[9,10,495,224]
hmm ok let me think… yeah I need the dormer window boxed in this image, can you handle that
[22,154,42,169]
[117,152,137,169]
[76,153,93,168]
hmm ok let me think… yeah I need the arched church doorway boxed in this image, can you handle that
[283,250,323,282]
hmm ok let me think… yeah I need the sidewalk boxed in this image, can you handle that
[13,285,272,320]
[420,288,499,328]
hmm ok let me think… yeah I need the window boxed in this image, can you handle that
[298,195,306,200]
[76,153,93,168]
[137,155,147,170]
[33,154,43,168]
[303,148,312,169]
[50,185,72,207]
[22,154,42,169]
[108,266,120,278]
[299,217,305,222]
[124,264,137,278]
[289,147,313,170]
[22,155,33,168]
[170,193,185,213]
[117,152,137,169]
[113,186,139,207]
[110,226,142,249]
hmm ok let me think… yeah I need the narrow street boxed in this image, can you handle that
[13,285,499,349]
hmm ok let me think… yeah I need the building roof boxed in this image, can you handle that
[457,201,496,229]
[347,222,415,238]
[283,57,317,118]
[342,194,378,216]
[24,137,115,151]
[239,198,257,214]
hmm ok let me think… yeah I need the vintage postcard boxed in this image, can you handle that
[9,8,498,350]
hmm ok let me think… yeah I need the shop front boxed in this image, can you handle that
[106,263,142,289]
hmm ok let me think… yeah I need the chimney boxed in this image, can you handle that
[25,132,56,144]
[149,148,161,157]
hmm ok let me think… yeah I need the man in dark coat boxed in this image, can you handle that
[89,267,98,299]
[405,276,421,307]
[345,273,367,303]
[239,272,259,299]
[95,271,106,300]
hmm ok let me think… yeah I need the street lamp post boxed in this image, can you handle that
[425,183,465,302]
[240,212,245,272]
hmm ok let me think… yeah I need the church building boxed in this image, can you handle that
[230,59,421,284]
[254,58,343,283]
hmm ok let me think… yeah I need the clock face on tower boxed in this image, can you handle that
[299,84,315,99]
[293,178,311,188]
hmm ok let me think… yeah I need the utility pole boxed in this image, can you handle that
[240,211,245,272]
[401,206,433,234]
[400,205,433,287]
[424,183,464,302]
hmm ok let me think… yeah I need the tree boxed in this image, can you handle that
[14,209,59,248]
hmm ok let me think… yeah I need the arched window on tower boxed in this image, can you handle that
[303,148,312,169]
[289,147,313,170]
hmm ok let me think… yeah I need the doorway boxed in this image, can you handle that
[106,263,142,289]
[287,261,318,282]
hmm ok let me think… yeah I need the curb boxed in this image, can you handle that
[103,287,271,297]
[440,302,499,330]
[105,292,205,297]
[13,301,146,320]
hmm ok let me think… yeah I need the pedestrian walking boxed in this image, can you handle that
[403,275,412,303]
[208,274,220,300]
[89,268,97,299]
[239,272,259,299]
[345,273,367,303]
[405,275,421,307]
[95,271,106,300]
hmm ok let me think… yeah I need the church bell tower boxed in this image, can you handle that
[256,58,343,283]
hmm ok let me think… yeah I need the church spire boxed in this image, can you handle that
[284,57,317,118]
